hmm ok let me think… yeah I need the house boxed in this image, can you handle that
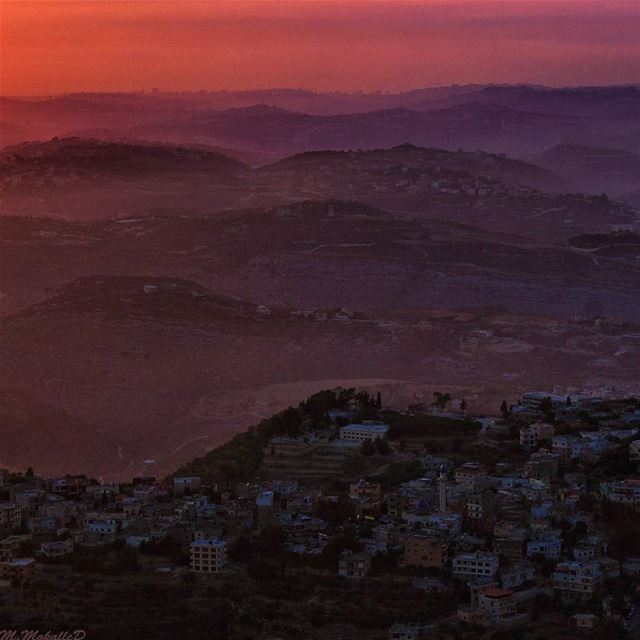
[0,558,35,580]
[0,503,22,530]
[255,491,274,508]
[458,583,528,628]
[520,422,554,449]
[478,587,520,623]
[601,479,640,509]
[189,539,227,574]
[339,422,389,443]
[527,531,562,560]
[350,480,383,517]
[552,435,582,460]
[0,535,32,562]
[500,560,535,589]
[40,539,73,558]
[455,463,487,490]
[403,534,447,569]
[338,549,371,578]
[571,613,599,632]
[553,561,601,600]
[452,552,499,579]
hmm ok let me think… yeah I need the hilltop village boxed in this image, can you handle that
[1,389,639,640]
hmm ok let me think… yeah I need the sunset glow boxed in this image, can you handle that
[2,0,639,96]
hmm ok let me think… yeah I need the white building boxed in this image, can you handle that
[339,422,389,443]
[452,552,499,579]
[190,539,227,574]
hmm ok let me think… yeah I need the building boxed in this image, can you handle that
[40,539,74,558]
[84,516,118,538]
[478,587,518,622]
[452,552,499,579]
[350,480,382,501]
[527,532,562,560]
[0,503,22,530]
[501,561,535,589]
[455,463,487,490]
[190,539,227,574]
[571,613,599,632]
[601,479,640,509]
[630,440,640,463]
[403,534,447,569]
[0,535,32,563]
[553,561,601,600]
[338,549,371,578]
[339,422,389,443]
[174,477,202,495]
[0,558,35,580]
[520,422,554,449]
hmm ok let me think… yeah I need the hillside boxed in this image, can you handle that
[3,201,639,320]
[2,139,637,243]
[533,143,640,200]
[259,144,567,192]
[6,194,640,484]
[0,137,249,218]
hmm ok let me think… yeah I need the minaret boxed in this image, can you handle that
[438,465,447,515]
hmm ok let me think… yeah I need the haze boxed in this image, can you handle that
[1,0,639,96]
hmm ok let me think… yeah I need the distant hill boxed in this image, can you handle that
[1,137,247,176]
[261,144,568,193]
[0,137,249,218]
[124,102,586,158]
[425,85,640,119]
[533,144,640,200]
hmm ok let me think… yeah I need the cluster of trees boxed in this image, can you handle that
[360,437,390,456]
[385,414,479,440]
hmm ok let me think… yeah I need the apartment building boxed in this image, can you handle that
[452,552,499,579]
[190,539,227,574]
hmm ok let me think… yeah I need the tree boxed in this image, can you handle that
[432,392,452,410]
[376,392,382,410]
[374,437,390,456]
[539,396,554,416]
[360,439,376,456]
[460,398,468,412]
[500,400,509,416]
[25,467,34,478]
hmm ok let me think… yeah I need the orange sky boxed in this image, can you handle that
[1,1,639,96]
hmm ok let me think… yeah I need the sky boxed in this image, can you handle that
[1,1,639,96]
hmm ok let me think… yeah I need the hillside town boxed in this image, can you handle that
[1,388,639,639]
